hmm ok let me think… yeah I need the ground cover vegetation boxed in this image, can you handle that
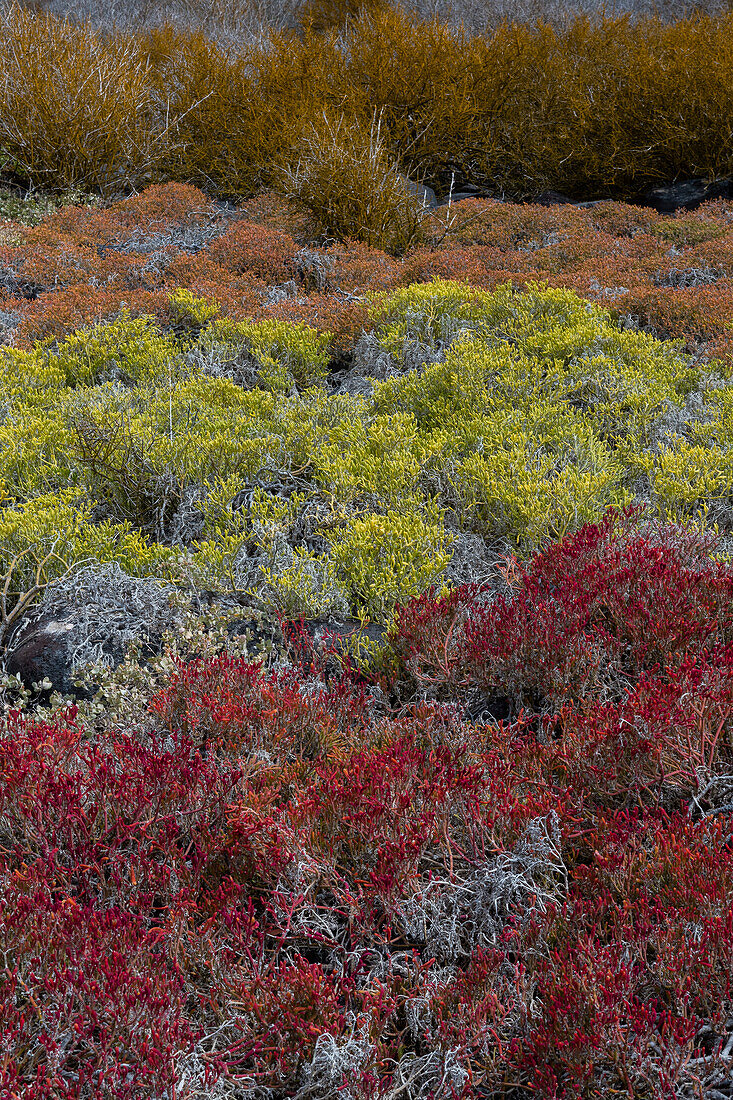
[1,177,733,1097]
[2,0,733,1091]
[4,518,733,1098]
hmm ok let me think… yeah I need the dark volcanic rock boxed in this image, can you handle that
[6,612,82,695]
[300,617,387,657]
[5,563,181,696]
[529,190,576,206]
[642,177,733,214]
[400,175,438,210]
[437,182,496,205]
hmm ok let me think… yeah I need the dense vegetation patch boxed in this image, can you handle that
[1,3,733,202]
[3,516,733,1097]
[2,253,732,633]
[3,184,733,1097]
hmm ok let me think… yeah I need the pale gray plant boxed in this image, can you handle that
[18,0,730,38]
[647,390,710,450]
[293,248,335,293]
[214,529,350,619]
[261,279,300,305]
[395,812,567,963]
[292,1023,374,1100]
[119,222,224,255]
[385,1048,469,1100]
[174,1035,275,1100]
[9,560,181,672]
[654,266,724,289]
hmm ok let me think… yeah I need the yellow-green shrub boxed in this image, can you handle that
[0,346,67,412]
[327,504,452,621]
[193,317,331,392]
[640,443,733,524]
[0,489,178,602]
[310,411,426,505]
[372,280,697,450]
[1,279,728,624]
[370,279,496,360]
[191,485,350,618]
[63,379,283,531]
[0,410,75,499]
[636,384,733,522]
[168,288,221,333]
[47,312,181,387]
[440,405,630,548]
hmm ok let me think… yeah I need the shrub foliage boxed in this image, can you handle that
[4,181,733,1097]
[3,516,733,1095]
[3,4,733,201]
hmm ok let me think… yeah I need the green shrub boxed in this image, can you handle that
[63,379,281,534]
[167,288,220,335]
[0,408,75,498]
[47,312,181,387]
[0,346,67,413]
[372,280,697,450]
[2,279,730,623]
[440,406,630,548]
[0,489,178,624]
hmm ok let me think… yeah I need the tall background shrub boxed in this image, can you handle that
[1,3,733,201]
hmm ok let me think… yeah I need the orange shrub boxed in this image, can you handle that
[92,182,214,232]
[13,288,174,345]
[235,191,310,240]
[163,268,265,322]
[207,220,298,281]
[577,201,662,238]
[423,199,588,250]
[38,183,215,249]
[671,236,733,278]
[0,240,136,294]
[326,240,403,293]
[403,245,534,289]
[7,182,733,369]
[620,284,733,345]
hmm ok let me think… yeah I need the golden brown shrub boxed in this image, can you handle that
[299,0,386,33]
[0,4,163,193]
[275,110,430,255]
[5,5,733,203]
